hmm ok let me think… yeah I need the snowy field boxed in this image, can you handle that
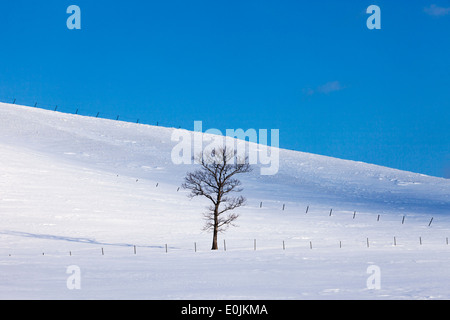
[1,102,450,299]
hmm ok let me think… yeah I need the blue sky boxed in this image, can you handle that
[0,0,449,178]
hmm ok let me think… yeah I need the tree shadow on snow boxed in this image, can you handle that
[0,230,163,249]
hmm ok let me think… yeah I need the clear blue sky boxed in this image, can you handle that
[0,0,449,178]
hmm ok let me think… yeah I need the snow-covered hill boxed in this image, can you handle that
[1,102,449,299]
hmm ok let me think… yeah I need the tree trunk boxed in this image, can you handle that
[211,206,219,250]
[211,225,218,250]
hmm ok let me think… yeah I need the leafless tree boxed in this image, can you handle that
[182,147,252,250]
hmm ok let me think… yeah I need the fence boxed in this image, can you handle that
[5,234,450,258]
[1,97,180,129]
[2,188,447,257]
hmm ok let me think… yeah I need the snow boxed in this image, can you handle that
[0,102,449,299]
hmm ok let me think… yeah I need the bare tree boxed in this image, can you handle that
[182,147,252,250]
